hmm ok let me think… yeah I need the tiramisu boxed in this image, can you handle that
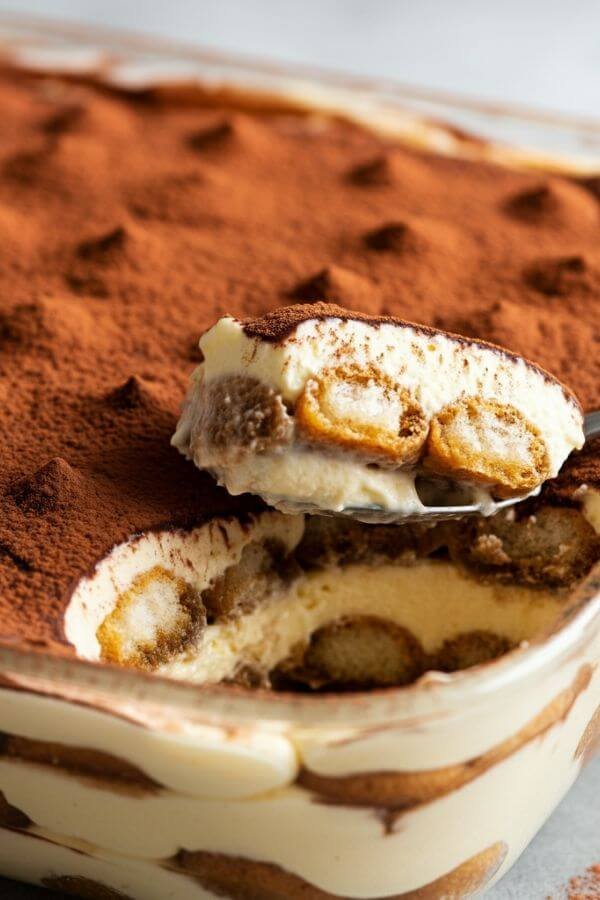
[0,45,597,900]
[172,303,584,515]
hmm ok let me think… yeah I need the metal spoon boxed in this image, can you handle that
[335,410,600,526]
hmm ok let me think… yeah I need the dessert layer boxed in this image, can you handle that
[0,824,509,900]
[0,627,596,897]
[0,653,592,897]
[0,66,597,651]
[0,827,199,900]
[65,505,598,690]
[173,305,583,513]
[64,510,303,668]
[159,561,559,688]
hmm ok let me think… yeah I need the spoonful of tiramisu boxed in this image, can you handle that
[173,303,588,525]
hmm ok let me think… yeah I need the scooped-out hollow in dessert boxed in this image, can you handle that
[65,500,599,692]
[172,304,584,518]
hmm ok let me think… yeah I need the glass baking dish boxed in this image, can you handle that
[0,13,597,899]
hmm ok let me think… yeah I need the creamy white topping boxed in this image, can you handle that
[213,449,424,514]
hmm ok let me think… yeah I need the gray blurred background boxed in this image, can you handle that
[1,0,600,118]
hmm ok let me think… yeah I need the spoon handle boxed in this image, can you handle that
[584,410,600,440]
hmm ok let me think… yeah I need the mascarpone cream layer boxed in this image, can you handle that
[0,828,200,900]
[0,673,592,899]
[0,687,297,800]
[66,508,563,690]
[206,449,425,516]
[161,561,562,685]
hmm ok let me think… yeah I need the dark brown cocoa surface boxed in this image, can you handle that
[0,67,597,652]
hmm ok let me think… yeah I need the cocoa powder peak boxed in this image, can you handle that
[187,116,236,151]
[348,153,397,186]
[10,458,83,514]
[0,67,596,651]
[107,375,155,410]
[77,225,128,261]
[364,221,414,252]
[289,266,374,306]
[503,178,599,227]
[524,254,592,297]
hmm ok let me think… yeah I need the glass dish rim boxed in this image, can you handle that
[0,12,597,728]
[1,10,600,135]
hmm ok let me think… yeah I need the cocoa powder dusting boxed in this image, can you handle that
[550,863,600,899]
[0,67,597,652]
